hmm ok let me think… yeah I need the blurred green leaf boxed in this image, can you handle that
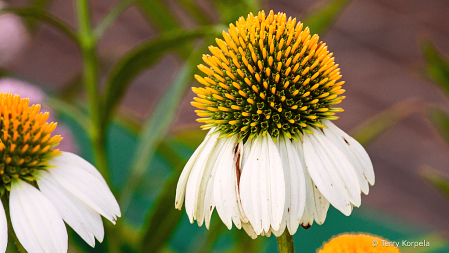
[136,0,180,31]
[350,99,421,146]
[23,0,54,31]
[102,27,217,129]
[139,174,182,253]
[0,7,78,43]
[303,0,353,35]
[401,232,449,253]
[177,0,211,25]
[138,141,186,253]
[427,107,449,148]
[422,40,449,97]
[421,166,449,202]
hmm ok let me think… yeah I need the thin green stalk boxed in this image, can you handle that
[2,197,27,253]
[74,0,109,181]
[277,231,295,253]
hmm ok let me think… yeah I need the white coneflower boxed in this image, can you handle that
[0,93,120,252]
[175,10,374,239]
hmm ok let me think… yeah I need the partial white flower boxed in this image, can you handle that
[0,93,120,252]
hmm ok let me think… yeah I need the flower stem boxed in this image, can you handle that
[74,0,109,182]
[277,230,295,253]
[2,197,27,253]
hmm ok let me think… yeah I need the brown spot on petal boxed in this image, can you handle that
[343,137,350,145]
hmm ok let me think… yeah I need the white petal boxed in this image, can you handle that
[51,152,107,186]
[213,135,243,229]
[0,199,7,252]
[241,222,257,239]
[241,138,254,168]
[266,134,285,232]
[185,131,219,223]
[323,120,375,187]
[273,135,306,236]
[37,171,104,246]
[175,128,214,209]
[312,182,330,225]
[310,127,361,207]
[302,132,353,216]
[240,134,285,235]
[259,135,271,233]
[240,136,262,234]
[198,137,227,228]
[10,179,67,253]
[48,162,121,224]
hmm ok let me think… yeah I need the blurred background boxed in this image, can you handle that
[1,0,449,252]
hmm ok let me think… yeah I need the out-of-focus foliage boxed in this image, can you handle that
[420,40,449,211]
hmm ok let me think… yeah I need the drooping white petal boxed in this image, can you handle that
[293,139,316,229]
[48,161,121,224]
[0,199,7,252]
[266,134,285,232]
[312,182,330,225]
[10,179,68,253]
[322,120,375,187]
[273,134,306,236]
[214,135,246,229]
[240,136,262,234]
[37,170,104,247]
[175,128,214,209]
[240,134,284,235]
[241,222,257,239]
[198,137,227,228]
[185,131,220,223]
[302,132,353,216]
[309,127,361,207]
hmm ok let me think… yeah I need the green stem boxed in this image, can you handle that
[2,197,27,253]
[277,230,295,253]
[74,0,109,181]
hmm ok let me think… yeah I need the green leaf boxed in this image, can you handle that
[421,40,449,97]
[303,0,353,35]
[23,0,54,31]
[101,27,217,128]
[136,0,180,31]
[0,7,78,43]
[138,141,186,253]
[420,166,449,202]
[350,99,421,146]
[426,107,449,148]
